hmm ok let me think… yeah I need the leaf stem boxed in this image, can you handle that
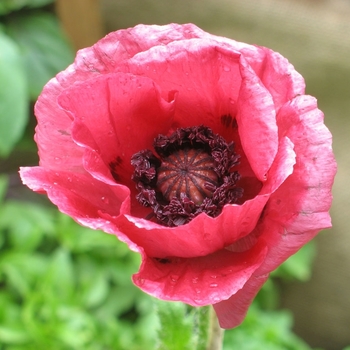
[207,306,225,350]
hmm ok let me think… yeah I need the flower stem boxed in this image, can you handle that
[207,306,225,350]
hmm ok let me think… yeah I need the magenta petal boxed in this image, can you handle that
[118,196,269,258]
[213,273,269,328]
[255,95,336,275]
[69,23,208,76]
[34,80,84,172]
[256,223,320,276]
[124,41,242,132]
[240,46,305,111]
[133,241,267,306]
[236,57,278,181]
[33,23,202,172]
[187,26,305,109]
[19,166,138,250]
[260,136,296,196]
[58,73,176,187]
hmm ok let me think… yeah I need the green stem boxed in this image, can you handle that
[207,306,225,350]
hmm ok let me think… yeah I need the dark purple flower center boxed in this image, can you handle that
[131,125,243,227]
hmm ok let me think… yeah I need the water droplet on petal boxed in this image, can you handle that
[136,278,145,286]
[170,274,179,283]
[101,196,109,204]
[209,283,218,288]
[203,233,211,240]
[210,275,217,279]
[192,277,199,284]
[223,66,231,72]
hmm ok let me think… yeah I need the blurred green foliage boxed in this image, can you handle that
[0,182,158,349]
[0,0,73,158]
[0,31,27,157]
[155,302,210,350]
[0,0,54,16]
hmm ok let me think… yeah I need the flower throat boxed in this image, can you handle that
[131,125,243,227]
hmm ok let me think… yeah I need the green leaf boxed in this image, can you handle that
[0,200,55,252]
[193,306,211,350]
[224,304,314,350]
[0,32,28,157]
[0,326,30,344]
[0,252,47,298]
[0,0,54,15]
[56,307,96,348]
[5,11,74,99]
[155,301,196,350]
[44,248,75,300]
[254,278,280,310]
[26,0,55,8]
[0,175,9,204]
[96,285,138,317]
[80,269,109,308]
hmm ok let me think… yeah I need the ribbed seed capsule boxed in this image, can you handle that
[156,148,218,205]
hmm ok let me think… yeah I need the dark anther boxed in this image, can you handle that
[154,258,171,264]
[130,125,243,227]
[221,114,238,129]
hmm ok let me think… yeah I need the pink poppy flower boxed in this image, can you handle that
[20,23,336,328]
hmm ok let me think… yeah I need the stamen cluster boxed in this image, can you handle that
[131,125,243,226]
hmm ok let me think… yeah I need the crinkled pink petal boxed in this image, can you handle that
[239,46,305,111]
[213,274,269,328]
[33,24,203,171]
[117,199,268,258]
[34,80,85,172]
[195,29,306,109]
[34,23,303,173]
[133,241,267,306]
[122,41,242,134]
[58,72,176,193]
[19,167,138,251]
[236,56,278,181]
[255,95,336,275]
[66,23,209,80]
